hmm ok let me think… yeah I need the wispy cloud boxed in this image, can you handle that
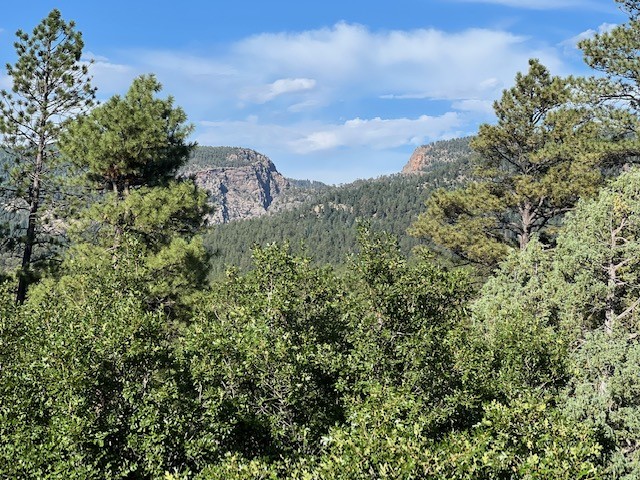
[560,23,618,53]
[451,99,495,115]
[196,113,465,182]
[289,113,461,153]
[82,22,570,181]
[198,112,461,154]
[241,78,317,104]
[0,72,11,89]
[81,52,137,96]
[108,22,563,122]
[229,23,564,99]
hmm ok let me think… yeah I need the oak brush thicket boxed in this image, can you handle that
[1,0,640,478]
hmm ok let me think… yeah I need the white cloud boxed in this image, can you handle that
[561,23,618,53]
[241,77,316,104]
[290,113,461,153]
[451,99,495,115]
[287,99,323,112]
[0,74,11,90]
[231,23,564,97]
[197,119,299,150]
[267,78,316,100]
[88,59,137,95]
[196,114,466,183]
[198,112,461,155]
[75,52,138,98]
[121,22,564,118]
[81,22,573,181]
[83,51,111,63]
[137,51,237,78]
[86,51,240,107]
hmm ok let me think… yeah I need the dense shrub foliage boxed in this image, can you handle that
[2,213,634,477]
[2,2,640,477]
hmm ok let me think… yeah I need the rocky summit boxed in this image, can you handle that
[402,137,474,174]
[181,139,474,225]
[181,147,291,224]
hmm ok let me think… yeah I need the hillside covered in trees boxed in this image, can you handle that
[204,147,472,276]
[402,136,474,174]
[2,2,640,479]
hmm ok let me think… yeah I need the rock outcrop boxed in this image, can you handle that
[402,145,433,174]
[184,148,291,224]
[402,137,474,174]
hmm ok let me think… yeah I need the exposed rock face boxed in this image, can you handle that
[187,148,291,224]
[402,145,433,174]
[402,137,474,174]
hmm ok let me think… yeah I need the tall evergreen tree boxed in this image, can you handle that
[59,75,209,312]
[552,169,640,334]
[579,0,640,113]
[60,74,192,197]
[0,9,95,303]
[410,60,600,267]
[575,0,640,163]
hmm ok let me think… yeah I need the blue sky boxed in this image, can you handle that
[0,0,628,183]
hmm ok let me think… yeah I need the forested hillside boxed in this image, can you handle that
[204,151,472,276]
[2,3,640,479]
[402,136,474,174]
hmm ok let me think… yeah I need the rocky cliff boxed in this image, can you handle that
[182,148,292,224]
[402,137,474,174]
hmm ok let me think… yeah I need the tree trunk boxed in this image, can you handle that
[604,226,621,334]
[519,201,534,250]
[604,251,617,334]
[15,149,43,304]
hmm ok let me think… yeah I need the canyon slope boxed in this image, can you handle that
[183,138,474,227]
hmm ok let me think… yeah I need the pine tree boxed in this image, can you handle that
[576,0,640,162]
[410,60,600,267]
[59,75,209,312]
[580,0,640,113]
[0,9,95,303]
[60,74,191,196]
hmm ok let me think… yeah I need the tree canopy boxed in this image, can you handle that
[3,1,640,478]
[59,75,208,312]
[410,60,603,267]
[0,9,95,303]
[60,74,193,196]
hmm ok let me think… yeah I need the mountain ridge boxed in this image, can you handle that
[402,137,475,174]
[182,146,328,224]
[184,138,475,226]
